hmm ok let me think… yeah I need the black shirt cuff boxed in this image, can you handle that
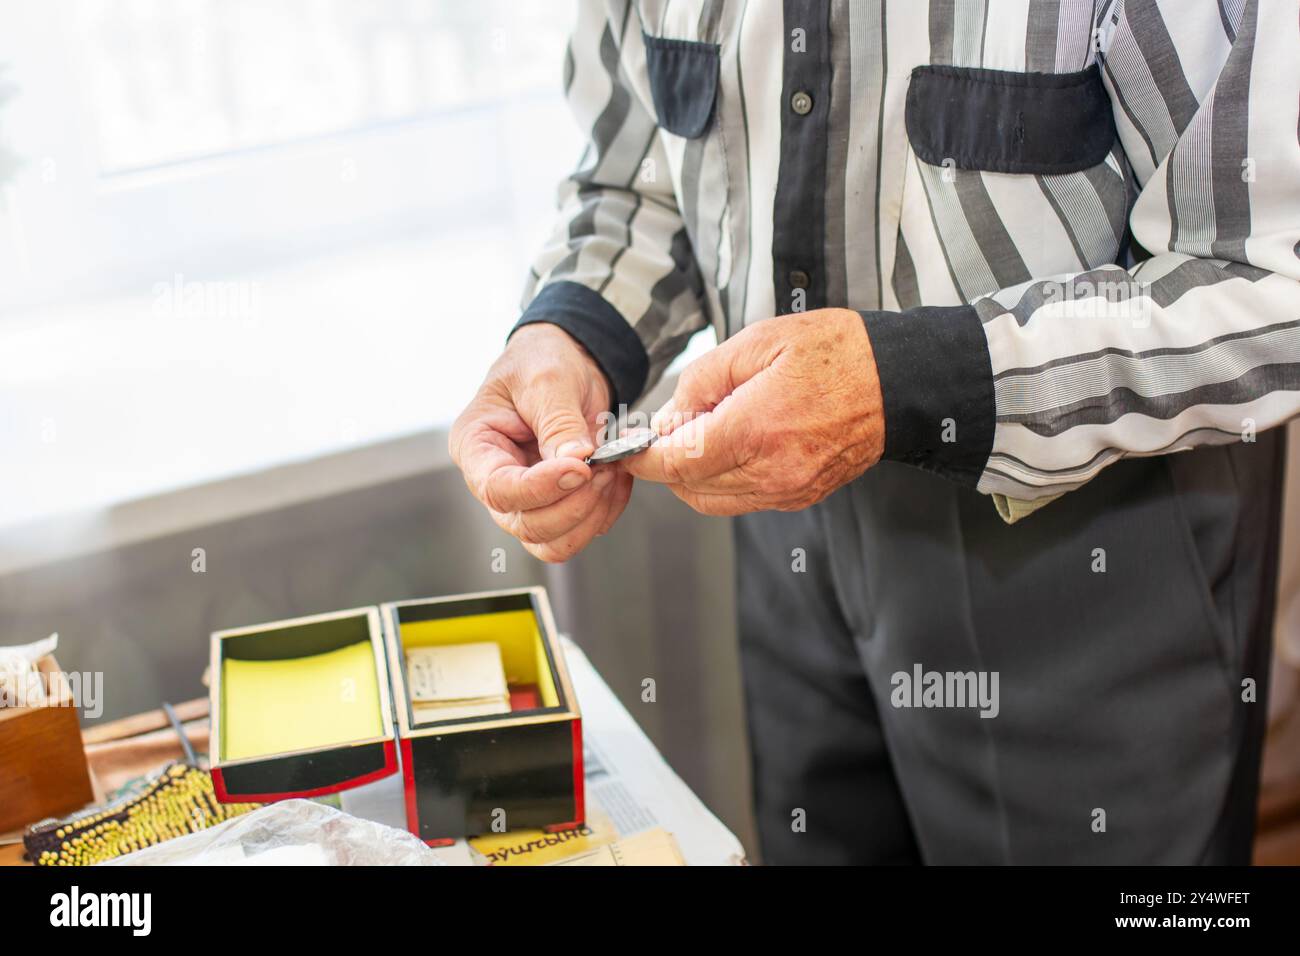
[513,281,650,411]
[859,305,995,485]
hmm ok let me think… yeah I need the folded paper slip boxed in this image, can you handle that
[407,642,510,722]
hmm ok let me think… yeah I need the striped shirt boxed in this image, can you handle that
[514,0,1300,505]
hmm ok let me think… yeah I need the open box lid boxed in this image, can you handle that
[209,606,398,802]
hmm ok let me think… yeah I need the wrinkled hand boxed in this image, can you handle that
[623,308,884,515]
[449,324,633,562]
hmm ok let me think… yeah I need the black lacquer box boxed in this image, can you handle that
[209,587,583,844]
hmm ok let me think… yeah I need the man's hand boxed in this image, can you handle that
[449,324,633,562]
[623,308,884,515]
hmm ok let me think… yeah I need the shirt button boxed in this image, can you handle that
[789,269,811,289]
[791,91,813,115]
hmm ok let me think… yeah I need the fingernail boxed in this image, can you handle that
[556,440,587,459]
[558,471,586,491]
[593,470,613,490]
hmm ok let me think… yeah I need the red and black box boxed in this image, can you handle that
[209,587,583,843]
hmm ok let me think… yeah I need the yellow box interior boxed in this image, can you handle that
[399,608,560,715]
[221,639,383,762]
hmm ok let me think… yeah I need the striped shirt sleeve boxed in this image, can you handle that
[514,0,709,411]
[963,0,1300,502]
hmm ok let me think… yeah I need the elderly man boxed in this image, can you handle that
[451,0,1299,864]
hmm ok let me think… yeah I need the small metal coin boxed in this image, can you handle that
[585,427,658,464]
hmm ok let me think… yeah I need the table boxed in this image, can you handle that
[0,639,745,866]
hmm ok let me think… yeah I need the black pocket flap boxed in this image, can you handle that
[643,33,720,139]
[905,64,1116,175]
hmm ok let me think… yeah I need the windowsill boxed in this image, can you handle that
[0,428,454,577]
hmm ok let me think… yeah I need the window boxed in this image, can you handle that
[0,0,585,528]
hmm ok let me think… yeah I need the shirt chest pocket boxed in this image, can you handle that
[898,64,1130,304]
[642,33,720,139]
[906,64,1116,174]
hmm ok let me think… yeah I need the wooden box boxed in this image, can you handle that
[0,655,95,833]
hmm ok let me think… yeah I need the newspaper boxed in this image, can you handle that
[340,637,746,866]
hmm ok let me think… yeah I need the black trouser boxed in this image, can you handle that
[736,433,1284,865]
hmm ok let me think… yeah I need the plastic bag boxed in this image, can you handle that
[104,799,445,866]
